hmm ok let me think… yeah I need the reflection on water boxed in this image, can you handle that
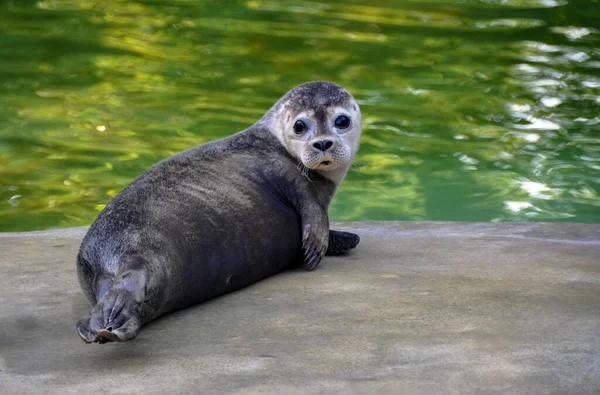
[0,0,599,231]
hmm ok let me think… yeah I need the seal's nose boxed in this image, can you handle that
[313,140,334,152]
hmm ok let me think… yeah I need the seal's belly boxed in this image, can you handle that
[82,153,305,314]
[155,176,303,309]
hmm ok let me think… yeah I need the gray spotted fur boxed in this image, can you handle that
[75,81,361,343]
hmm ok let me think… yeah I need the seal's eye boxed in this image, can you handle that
[293,120,306,134]
[334,115,350,129]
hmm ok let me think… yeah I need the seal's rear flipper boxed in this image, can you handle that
[326,230,360,256]
[75,311,98,343]
[75,255,148,344]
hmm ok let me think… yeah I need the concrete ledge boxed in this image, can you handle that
[1,222,599,394]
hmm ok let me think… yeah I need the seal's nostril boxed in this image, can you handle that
[313,140,334,152]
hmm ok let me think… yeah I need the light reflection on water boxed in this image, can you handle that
[0,0,599,231]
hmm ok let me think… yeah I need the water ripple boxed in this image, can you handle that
[1,0,599,230]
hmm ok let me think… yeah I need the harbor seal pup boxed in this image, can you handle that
[75,81,362,344]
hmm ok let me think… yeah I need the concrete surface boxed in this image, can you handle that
[0,222,599,394]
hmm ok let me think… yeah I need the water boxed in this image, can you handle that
[1,0,599,231]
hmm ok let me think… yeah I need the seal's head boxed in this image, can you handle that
[267,81,361,182]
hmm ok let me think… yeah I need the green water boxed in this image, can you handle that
[1,0,599,231]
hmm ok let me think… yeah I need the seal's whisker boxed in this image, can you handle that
[297,161,313,182]
[350,159,365,174]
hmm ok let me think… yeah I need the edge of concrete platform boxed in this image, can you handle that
[1,222,599,245]
[0,226,90,239]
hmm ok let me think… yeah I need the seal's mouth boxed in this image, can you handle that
[320,160,332,166]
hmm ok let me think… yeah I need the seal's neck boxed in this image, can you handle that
[315,164,350,190]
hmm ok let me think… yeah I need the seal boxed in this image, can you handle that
[75,81,362,344]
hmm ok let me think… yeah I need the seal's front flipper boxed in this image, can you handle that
[297,196,331,271]
[326,230,360,256]
[284,172,335,271]
[75,256,147,344]
[302,221,329,271]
